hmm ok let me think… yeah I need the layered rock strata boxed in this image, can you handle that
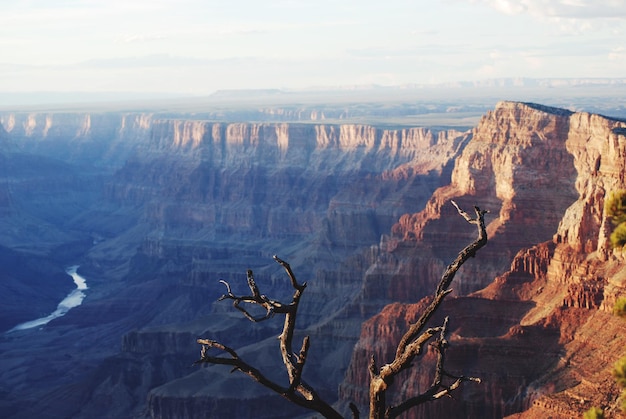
[105,121,469,417]
[0,113,467,418]
[0,112,153,168]
[2,101,625,419]
[338,101,626,418]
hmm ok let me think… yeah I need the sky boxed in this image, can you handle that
[1,0,626,95]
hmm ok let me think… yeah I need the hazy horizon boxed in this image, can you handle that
[2,0,626,97]
[2,77,626,111]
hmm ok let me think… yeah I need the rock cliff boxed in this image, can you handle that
[0,112,467,418]
[102,120,468,417]
[106,120,465,240]
[1,101,625,419]
[0,112,153,168]
[339,101,626,417]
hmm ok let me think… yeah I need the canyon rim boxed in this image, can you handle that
[0,98,625,418]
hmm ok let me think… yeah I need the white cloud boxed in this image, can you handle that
[471,0,626,19]
[2,0,625,93]
[488,0,527,15]
[116,33,169,44]
[551,17,594,34]
[609,46,626,61]
[521,52,543,70]
[465,0,626,36]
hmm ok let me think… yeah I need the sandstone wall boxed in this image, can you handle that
[338,101,626,418]
[4,101,625,418]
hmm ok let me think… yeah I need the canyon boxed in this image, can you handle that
[0,100,625,418]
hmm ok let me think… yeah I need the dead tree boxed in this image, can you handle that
[196,201,488,419]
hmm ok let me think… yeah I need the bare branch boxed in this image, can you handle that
[450,200,474,223]
[196,338,238,359]
[349,402,360,419]
[273,254,306,291]
[197,202,488,419]
[385,317,480,418]
[369,202,488,419]
[217,280,234,299]
[395,289,452,360]
[369,355,378,379]
[197,257,343,419]
[195,339,287,394]
[216,273,288,322]
[195,338,337,414]
[431,316,450,388]
[247,269,262,299]
[395,203,487,360]
[437,203,488,295]
[286,336,310,394]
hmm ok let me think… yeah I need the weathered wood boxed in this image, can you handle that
[196,202,488,419]
[368,202,488,419]
[198,255,342,418]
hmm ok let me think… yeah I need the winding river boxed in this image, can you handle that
[8,265,88,332]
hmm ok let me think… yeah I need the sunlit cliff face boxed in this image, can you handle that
[1,101,625,419]
[341,102,626,418]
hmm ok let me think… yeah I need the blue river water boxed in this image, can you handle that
[7,265,88,332]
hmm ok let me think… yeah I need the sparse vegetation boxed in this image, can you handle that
[613,357,626,388]
[610,223,626,250]
[605,190,626,249]
[583,406,605,419]
[612,298,626,414]
[605,190,626,225]
[576,298,626,416]
[614,356,626,412]
[613,297,626,318]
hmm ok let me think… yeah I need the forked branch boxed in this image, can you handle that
[385,317,481,418]
[197,255,342,419]
[196,202,488,419]
[368,202,488,419]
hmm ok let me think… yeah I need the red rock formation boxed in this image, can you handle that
[339,101,626,418]
[3,101,625,419]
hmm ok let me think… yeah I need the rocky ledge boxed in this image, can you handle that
[338,101,626,418]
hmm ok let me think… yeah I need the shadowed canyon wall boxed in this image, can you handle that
[0,102,625,418]
[0,111,466,418]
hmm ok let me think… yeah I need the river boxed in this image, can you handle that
[7,265,88,332]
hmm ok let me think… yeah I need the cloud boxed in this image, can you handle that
[463,0,626,36]
[486,0,527,15]
[347,44,471,58]
[471,0,626,19]
[609,46,626,61]
[116,33,169,44]
[74,54,217,68]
